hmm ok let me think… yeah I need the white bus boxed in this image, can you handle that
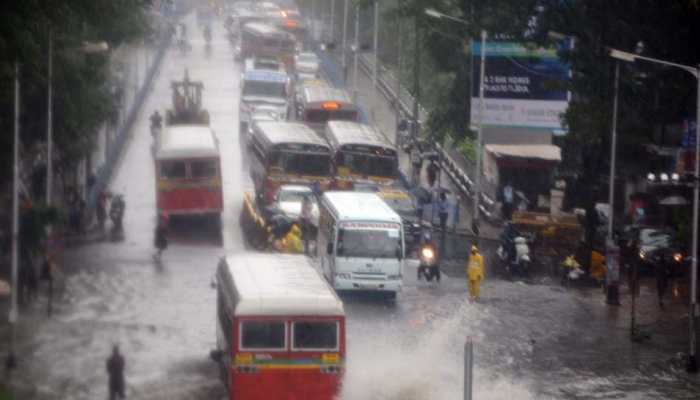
[214,253,346,399]
[317,191,405,299]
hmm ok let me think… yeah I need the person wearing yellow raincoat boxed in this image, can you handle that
[279,224,304,254]
[466,245,485,301]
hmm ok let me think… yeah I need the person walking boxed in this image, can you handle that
[502,182,514,221]
[437,192,449,232]
[466,245,485,301]
[410,144,423,186]
[426,160,439,188]
[154,216,168,261]
[97,191,108,230]
[655,255,671,308]
[106,345,126,400]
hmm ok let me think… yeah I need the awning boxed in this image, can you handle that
[485,144,561,162]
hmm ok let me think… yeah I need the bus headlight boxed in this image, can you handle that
[639,250,646,260]
[421,247,435,261]
[673,253,683,263]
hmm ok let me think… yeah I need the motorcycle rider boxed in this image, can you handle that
[417,231,440,282]
[109,194,125,231]
[499,222,519,268]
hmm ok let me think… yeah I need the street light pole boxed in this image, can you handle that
[372,0,379,88]
[8,62,21,370]
[330,0,335,43]
[352,4,359,102]
[473,30,487,233]
[395,0,402,143]
[610,47,699,372]
[341,0,348,76]
[47,30,54,206]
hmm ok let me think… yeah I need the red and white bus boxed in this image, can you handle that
[295,85,359,134]
[324,121,399,189]
[215,253,346,400]
[154,125,223,218]
[249,121,333,204]
[240,22,296,70]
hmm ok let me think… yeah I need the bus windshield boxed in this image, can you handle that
[338,152,396,178]
[243,80,287,98]
[269,151,330,176]
[337,228,401,259]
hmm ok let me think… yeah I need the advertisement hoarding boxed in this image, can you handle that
[471,41,571,130]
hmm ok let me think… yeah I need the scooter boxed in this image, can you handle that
[497,235,531,278]
[417,241,440,283]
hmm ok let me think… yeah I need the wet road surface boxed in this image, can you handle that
[6,13,700,400]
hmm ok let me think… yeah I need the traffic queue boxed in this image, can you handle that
[206,2,427,399]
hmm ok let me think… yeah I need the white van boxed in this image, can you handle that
[317,191,405,299]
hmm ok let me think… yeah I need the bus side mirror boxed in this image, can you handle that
[210,277,217,289]
[209,349,223,363]
[326,242,333,255]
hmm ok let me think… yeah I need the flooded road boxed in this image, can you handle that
[5,12,700,400]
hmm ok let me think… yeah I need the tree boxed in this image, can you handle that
[0,0,153,193]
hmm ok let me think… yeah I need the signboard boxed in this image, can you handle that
[470,41,571,130]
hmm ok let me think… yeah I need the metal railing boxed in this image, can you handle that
[357,53,498,221]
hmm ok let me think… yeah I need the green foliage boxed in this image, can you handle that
[0,0,153,189]
[456,136,477,163]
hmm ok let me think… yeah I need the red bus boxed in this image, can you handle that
[324,121,399,189]
[249,121,333,204]
[154,125,223,217]
[240,22,296,70]
[214,253,346,399]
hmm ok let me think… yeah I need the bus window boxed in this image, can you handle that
[339,153,396,178]
[160,161,187,179]
[191,159,218,179]
[292,321,338,350]
[269,152,330,176]
[240,321,286,350]
[304,110,358,124]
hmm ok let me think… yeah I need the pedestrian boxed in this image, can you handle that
[154,216,168,260]
[410,144,423,186]
[655,255,670,308]
[41,254,56,317]
[300,196,313,254]
[502,182,514,221]
[426,160,439,188]
[466,245,485,301]
[437,192,449,232]
[97,191,108,230]
[106,345,126,400]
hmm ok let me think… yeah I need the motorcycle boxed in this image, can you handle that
[109,194,125,231]
[417,240,440,283]
[497,235,531,278]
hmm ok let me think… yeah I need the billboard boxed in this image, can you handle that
[470,41,571,130]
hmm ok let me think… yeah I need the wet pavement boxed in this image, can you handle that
[2,13,700,400]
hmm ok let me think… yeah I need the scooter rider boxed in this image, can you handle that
[417,231,440,282]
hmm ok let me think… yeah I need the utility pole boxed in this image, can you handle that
[464,339,474,400]
[330,0,335,43]
[411,15,420,142]
[372,0,379,88]
[473,30,487,234]
[395,0,402,144]
[8,62,21,371]
[352,4,359,102]
[341,0,349,77]
[47,30,54,206]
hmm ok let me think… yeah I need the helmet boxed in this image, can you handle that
[471,245,478,253]
[290,224,301,235]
